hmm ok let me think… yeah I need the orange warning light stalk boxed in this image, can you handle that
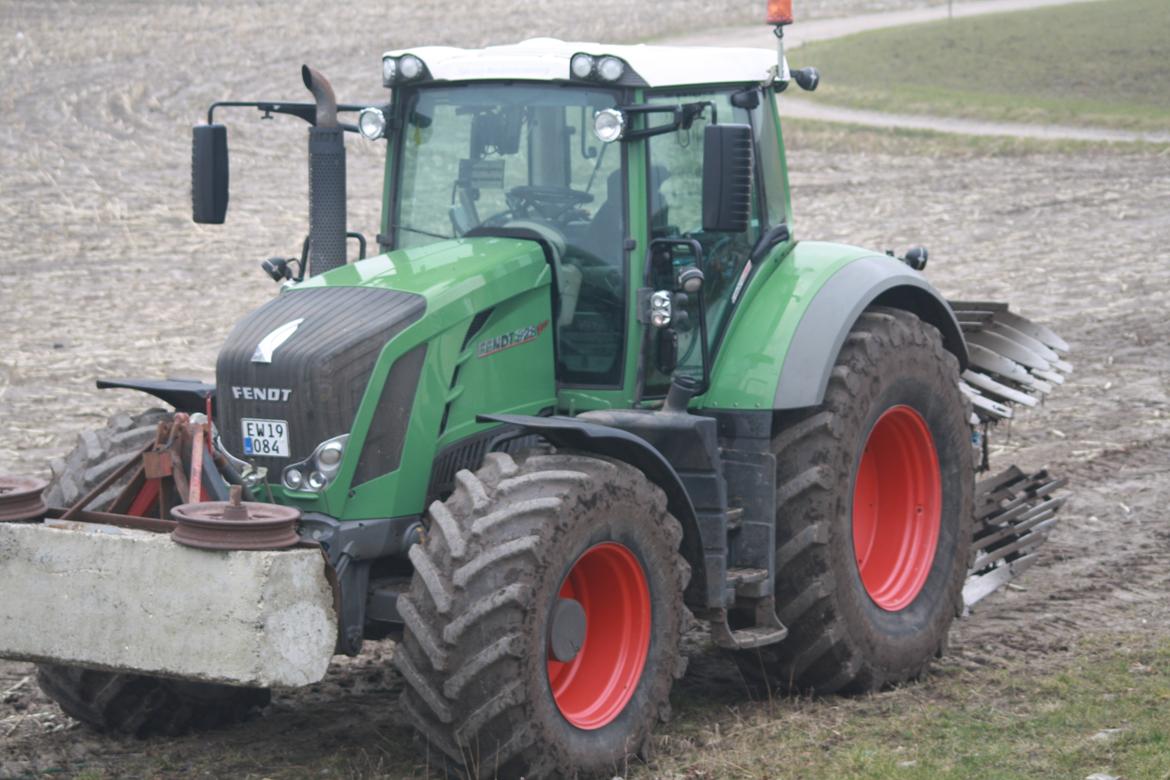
[767,0,794,26]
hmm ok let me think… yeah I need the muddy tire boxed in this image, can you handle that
[36,410,271,735]
[395,452,689,779]
[739,307,973,693]
[44,408,171,510]
[36,665,270,737]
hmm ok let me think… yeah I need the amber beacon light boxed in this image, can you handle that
[767,0,794,26]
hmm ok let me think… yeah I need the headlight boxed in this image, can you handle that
[650,290,672,328]
[593,108,625,144]
[358,107,387,140]
[282,434,349,493]
[382,56,397,87]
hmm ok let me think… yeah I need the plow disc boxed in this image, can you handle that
[950,301,1072,422]
[963,466,1067,609]
[948,301,1072,607]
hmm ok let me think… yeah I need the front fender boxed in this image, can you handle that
[477,413,706,604]
[701,242,966,411]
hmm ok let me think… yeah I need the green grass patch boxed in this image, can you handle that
[793,0,1170,131]
[641,636,1170,779]
[782,117,1170,156]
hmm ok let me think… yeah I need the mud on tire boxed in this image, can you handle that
[395,452,690,779]
[738,307,974,694]
[36,410,271,736]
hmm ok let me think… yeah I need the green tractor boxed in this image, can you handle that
[0,8,1069,778]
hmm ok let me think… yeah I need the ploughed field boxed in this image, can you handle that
[2,0,1169,777]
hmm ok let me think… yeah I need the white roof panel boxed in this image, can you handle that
[384,38,781,88]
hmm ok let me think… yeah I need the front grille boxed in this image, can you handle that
[215,286,425,477]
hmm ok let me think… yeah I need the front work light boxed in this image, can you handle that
[570,52,629,83]
[593,108,625,143]
[596,56,625,82]
[358,107,387,140]
[382,54,427,86]
[398,54,424,80]
[570,53,595,79]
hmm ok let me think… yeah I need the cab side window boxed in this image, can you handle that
[643,89,771,394]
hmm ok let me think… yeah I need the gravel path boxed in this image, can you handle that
[658,0,1105,47]
[778,97,1170,143]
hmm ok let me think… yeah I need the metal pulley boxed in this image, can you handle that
[171,485,300,551]
[0,476,48,522]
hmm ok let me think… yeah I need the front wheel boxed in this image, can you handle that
[395,452,689,779]
[740,307,974,693]
[37,410,271,734]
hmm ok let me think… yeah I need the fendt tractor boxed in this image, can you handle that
[0,1,1070,776]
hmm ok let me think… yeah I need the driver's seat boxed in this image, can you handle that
[585,166,671,257]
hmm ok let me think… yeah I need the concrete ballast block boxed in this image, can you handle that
[0,522,337,687]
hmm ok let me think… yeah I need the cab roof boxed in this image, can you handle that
[383,38,781,89]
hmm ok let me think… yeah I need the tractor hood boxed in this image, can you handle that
[294,234,553,305]
[215,236,551,476]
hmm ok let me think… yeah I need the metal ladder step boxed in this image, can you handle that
[726,566,767,585]
[726,566,770,598]
[721,624,789,649]
[707,594,788,650]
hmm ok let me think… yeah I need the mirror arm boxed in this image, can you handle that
[206,101,379,128]
[617,101,717,141]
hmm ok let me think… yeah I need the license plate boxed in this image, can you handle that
[241,418,290,458]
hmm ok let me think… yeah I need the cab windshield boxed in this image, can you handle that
[392,83,627,385]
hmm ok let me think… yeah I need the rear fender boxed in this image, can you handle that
[702,244,966,411]
[774,254,968,409]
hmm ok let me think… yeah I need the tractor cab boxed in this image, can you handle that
[367,40,804,399]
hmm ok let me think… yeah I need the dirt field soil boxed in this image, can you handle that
[2,1,1169,777]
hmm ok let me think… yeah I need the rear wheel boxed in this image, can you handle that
[395,452,689,779]
[36,410,271,735]
[740,307,973,693]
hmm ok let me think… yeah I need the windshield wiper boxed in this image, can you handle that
[388,224,454,241]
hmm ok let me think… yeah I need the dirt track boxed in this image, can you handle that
[2,1,1170,777]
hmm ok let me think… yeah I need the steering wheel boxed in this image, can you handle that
[507,185,594,222]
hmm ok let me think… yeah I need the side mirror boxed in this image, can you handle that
[792,66,821,92]
[701,124,753,233]
[192,124,229,224]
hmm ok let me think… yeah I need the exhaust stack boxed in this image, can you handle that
[302,65,347,276]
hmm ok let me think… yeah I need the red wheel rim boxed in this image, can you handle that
[547,542,651,730]
[852,405,942,612]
